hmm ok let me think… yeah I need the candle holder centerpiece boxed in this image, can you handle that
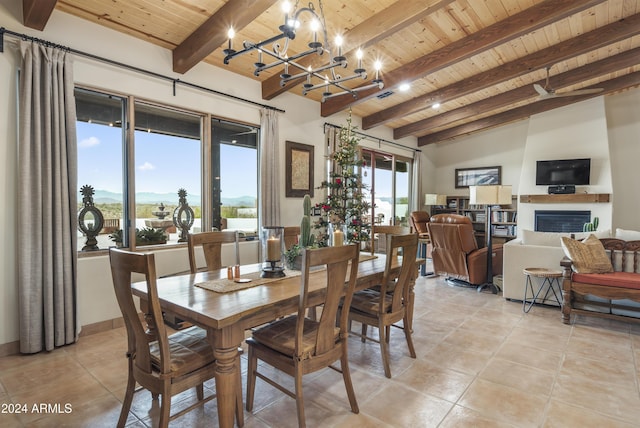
[261,226,285,278]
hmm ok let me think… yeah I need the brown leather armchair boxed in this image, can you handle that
[409,211,430,237]
[427,214,503,286]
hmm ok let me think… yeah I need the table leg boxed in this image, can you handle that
[210,325,244,428]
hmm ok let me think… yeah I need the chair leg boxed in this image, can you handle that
[294,362,306,428]
[360,322,367,343]
[385,325,391,344]
[117,369,136,428]
[196,383,204,401]
[246,344,257,412]
[378,321,392,378]
[403,314,417,358]
[340,349,359,414]
[159,385,171,428]
[236,358,245,426]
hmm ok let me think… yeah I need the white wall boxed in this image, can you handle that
[0,1,421,346]
[430,92,640,237]
[517,97,613,233]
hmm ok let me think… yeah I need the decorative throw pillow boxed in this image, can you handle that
[521,230,568,247]
[560,234,613,274]
[615,228,640,241]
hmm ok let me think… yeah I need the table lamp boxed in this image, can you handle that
[424,194,447,216]
[469,185,512,293]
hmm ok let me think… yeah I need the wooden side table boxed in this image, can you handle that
[522,267,563,313]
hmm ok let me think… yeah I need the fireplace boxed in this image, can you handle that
[534,210,591,233]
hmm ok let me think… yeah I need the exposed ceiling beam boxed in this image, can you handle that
[261,0,454,100]
[22,0,58,30]
[173,0,278,74]
[320,0,606,118]
[417,71,640,146]
[398,47,640,139]
[373,14,640,132]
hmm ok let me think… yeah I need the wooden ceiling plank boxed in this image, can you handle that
[23,0,58,30]
[417,71,640,145]
[369,12,640,131]
[173,0,278,74]
[396,46,640,138]
[321,0,607,117]
[261,0,455,100]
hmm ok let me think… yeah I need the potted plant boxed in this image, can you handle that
[109,227,167,246]
[285,194,317,270]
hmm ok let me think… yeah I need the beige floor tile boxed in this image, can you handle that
[543,398,637,428]
[494,342,563,373]
[359,382,453,427]
[3,276,640,427]
[459,378,548,428]
[395,359,475,402]
[439,404,519,428]
[480,358,556,396]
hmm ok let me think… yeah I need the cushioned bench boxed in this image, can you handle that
[561,238,640,324]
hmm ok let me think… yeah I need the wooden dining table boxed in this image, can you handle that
[131,253,416,428]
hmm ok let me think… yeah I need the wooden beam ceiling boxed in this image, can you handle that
[172,0,278,74]
[400,47,640,139]
[417,71,640,146]
[22,0,58,30]
[260,0,455,100]
[389,14,640,138]
[320,0,607,118]
[375,13,640,132]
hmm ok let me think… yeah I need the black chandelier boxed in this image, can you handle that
[223,0,383,102]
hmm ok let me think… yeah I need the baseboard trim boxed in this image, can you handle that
[0,316,127,357]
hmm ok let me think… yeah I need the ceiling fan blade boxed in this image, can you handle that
[533,83,548,96]
[552,88,604,97]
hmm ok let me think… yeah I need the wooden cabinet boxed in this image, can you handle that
[432,196,518,247]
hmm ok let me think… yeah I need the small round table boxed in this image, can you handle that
[522,267,563,313]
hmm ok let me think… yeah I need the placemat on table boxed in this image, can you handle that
[195,269,301,293]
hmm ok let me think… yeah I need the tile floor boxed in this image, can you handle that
[2,268,640,427]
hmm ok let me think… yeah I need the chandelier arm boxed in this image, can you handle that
[280,60,346,84]
[223,33,288,64]
[253,47,321,76]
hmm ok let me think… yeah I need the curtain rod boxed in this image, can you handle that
[324,122,421,153]
[0,27,285,113]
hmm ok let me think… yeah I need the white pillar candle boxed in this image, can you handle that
[266,237,281,261]
[333,230,344,246]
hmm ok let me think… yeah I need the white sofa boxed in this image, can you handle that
[502,229,611,306]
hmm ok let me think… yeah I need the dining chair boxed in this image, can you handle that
[284,226,301,250]
[109,248,243,428]
[371,224,410,255]
[245,244,360,428]
[344,233,418,378]
[187,230,238,273]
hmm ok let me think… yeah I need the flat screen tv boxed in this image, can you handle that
[535,158,591,186]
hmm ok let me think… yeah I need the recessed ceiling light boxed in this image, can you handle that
[399,83,410,92]
[432,102,441,109]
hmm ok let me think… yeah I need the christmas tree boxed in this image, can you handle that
[315,112,371,246]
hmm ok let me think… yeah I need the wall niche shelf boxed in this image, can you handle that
[519,194,611,204]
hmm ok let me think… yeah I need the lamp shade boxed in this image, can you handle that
[469,185,512,205]
[425,194,447,206]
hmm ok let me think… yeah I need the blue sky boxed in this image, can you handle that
[77,122,258,199]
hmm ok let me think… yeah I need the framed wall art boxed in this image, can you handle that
[455,166,501,188]
[285,141,314,197]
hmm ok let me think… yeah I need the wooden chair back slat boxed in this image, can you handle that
[187,231,238,273]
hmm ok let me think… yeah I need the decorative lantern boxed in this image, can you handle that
[77,185,104,251]
[261,226,285,278]
[328,222,347,246]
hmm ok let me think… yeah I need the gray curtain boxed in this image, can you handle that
[259,108,280,227]
[411,150,422,213]
[18,41,78,353]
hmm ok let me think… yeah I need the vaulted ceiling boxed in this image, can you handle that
[23,0,640,145]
